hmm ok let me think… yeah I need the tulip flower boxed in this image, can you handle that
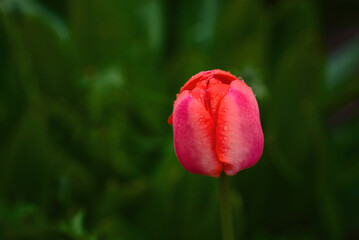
[168,69,263,177]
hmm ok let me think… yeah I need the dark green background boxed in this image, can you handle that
[1,0,359,239]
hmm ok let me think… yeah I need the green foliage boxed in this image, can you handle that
[0,0,359,239]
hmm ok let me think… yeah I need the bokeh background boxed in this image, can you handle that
[1,0,359,239]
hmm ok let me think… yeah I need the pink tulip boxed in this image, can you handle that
[168,70,263,177]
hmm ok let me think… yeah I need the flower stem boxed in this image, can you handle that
[219,173,234,240]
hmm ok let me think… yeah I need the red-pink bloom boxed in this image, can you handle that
[168,70,264,177]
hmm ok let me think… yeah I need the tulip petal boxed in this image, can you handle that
[207,78,230,120]
[180,69,237,93]
[173,91,222,177]
[169,70,238,125]
[216,80,264,175]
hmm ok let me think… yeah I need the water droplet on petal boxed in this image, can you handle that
[224,126,228,131]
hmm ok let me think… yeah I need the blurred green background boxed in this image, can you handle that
[1,0,359,239]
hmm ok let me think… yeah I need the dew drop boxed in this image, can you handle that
[224,126,228,131]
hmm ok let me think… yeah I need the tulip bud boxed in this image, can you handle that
[168,70,264,177]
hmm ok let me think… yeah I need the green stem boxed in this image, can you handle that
[219,173,234,240]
